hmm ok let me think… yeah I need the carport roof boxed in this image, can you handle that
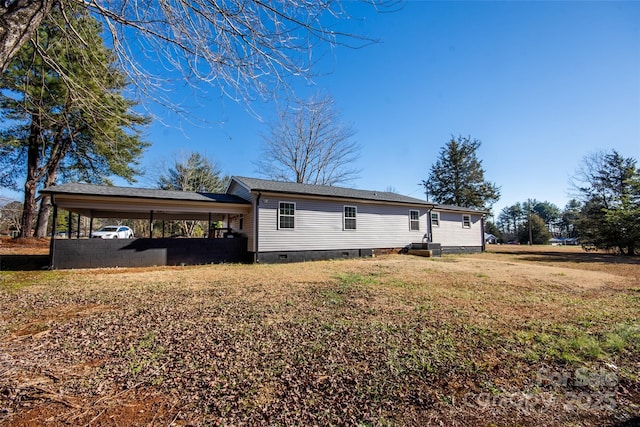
[40,183,251,220]
[41,182,250,204]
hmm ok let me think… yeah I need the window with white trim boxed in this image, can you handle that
[431,212,440,227]
[410,210,420,231]
[462,214,471,228]
[278,202,295,229]
[344,206,357,230]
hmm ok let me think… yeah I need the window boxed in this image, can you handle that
[239,215,244,230]
[344,206,357,230]
[462,214,471,228]
[431,212,440,227]
[410,210,420,231]
[279,202,295,229]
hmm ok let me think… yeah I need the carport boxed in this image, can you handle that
[41,183,252,269]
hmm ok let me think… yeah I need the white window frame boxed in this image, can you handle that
[409,210,420,231]
[344,205,357,230]
[278,202,296,229]
[431,212,440,227]
[462,214,471,229]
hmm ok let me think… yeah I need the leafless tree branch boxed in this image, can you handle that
[255,94,360,186]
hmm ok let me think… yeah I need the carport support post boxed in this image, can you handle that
[208,213,212,238]
[76,213,81,239]
[68,210,72,239]
[49,202,58,269]
[149,210,154,238]
[89,215,94,238]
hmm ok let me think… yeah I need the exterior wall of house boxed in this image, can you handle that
[226,181,255,252]
[431,210,484,253]
[254,196,428,253]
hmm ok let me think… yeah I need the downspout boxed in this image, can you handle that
[481,214,486,252]
[254,192,261,263]
[426,207,433,244]
[49,195,57,269]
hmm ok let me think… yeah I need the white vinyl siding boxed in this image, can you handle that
[278,202,295,229]
[344,206,357,230]
[257,198,426,252]
[410,210,420,231]
[432,210,482,246]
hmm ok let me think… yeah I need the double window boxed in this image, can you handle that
[344,206,357,230]
[279,202,295,229]
[410,210,420,231]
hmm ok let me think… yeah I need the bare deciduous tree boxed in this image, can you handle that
[255,95,360,186]
[1,0,398,104]
[0,200,23,235]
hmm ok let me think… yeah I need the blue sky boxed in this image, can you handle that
[3,1,639,219]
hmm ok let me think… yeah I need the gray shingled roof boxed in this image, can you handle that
[41,182,250,204]
[232,176,433,206]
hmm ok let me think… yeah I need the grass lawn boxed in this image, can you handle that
[0,245,638,426]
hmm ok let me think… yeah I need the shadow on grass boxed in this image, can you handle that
[491,249,640,266]
[0,255,50,271]
[609,416,640,427]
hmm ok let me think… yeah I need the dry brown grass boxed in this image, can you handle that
[0,237,50,255]
[0,248,639,426]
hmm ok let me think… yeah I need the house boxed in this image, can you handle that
[485,233,498,244]
[40,176,487,269]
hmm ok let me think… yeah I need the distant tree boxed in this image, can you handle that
[560,199,581,238]
[256,95,360,186]
[0,4,149,238]
[0,200,23,235]
[572,150,640,255]
[497,203,525,239]
[385,186,399,194]
[423,135,500,209]
[531,200,561,235]
[158,152,228,193]
[157,152,229,237]
[518,213,551,245]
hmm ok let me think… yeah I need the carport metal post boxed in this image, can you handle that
[76,213,81,239]
[49,201,58,269]
[68,210,72,239]
[149,210,154,238]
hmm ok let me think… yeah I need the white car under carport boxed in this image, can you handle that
[91,226,134,239]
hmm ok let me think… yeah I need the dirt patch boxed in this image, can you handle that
[7,304,113,339]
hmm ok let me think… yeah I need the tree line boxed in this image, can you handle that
[488,151,639,255]
[419,137,638,256]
